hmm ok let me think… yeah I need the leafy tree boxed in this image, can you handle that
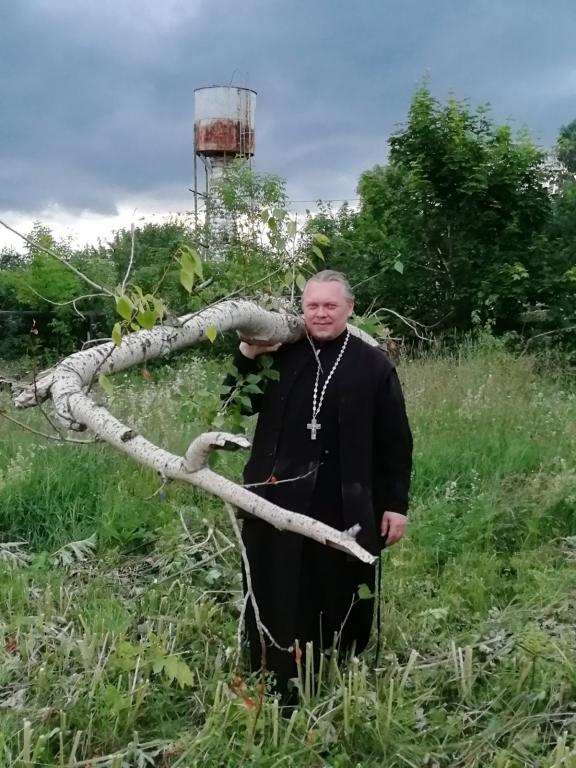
[207,157,287,247]
[109,218,195,314]
[536,180,576,333]
[9,227,86,354]
[196,159,328,314]
[0,252,22,309]
[0,247,28,270]
[205,158,289,287]
[321,86,553,334]
[0,225,116,359]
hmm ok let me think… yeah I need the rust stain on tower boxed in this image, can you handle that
[194,86,256,158]
[194,118,255,156]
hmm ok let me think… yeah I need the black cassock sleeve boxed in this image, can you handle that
[372,368,413,515]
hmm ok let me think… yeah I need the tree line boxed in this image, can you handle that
[1,84,576,361]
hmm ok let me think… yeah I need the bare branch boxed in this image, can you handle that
[152,253,179,297]
[0,411,96,444]
[243,464,320,489]
[0,218,114,296]
[184,432,251,472]
[82,337,114,350]
[235,593,250,669]
[521,325,576,355]
[21,282,107,310]
[226,502,290,655]
[28,357,73,440]
[372,307,435,342]
[85,343,117,396]
[120,221,136,295]
[144,475,169,501]
[72,300,86,320]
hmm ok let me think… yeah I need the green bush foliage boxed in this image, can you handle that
[309,86,576,344]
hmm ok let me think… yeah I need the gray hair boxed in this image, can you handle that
[304,270,354,302]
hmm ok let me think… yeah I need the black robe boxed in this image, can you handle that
[231,331,412,684]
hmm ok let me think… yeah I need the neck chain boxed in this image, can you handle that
[307,330,350,440]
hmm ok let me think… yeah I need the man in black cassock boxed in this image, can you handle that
[230,270,412,697]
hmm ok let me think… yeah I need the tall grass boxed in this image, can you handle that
[1,341,576,766]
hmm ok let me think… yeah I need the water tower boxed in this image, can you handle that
[193,86,257,225]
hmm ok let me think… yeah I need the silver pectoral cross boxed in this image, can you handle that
[307,417,321,440]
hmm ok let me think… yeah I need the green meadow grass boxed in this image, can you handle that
[1,341,576,767]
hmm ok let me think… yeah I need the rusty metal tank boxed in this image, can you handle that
[194,86,256,157]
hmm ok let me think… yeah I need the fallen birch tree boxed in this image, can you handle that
[12,300,378,565]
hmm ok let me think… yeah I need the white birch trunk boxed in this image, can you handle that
[13,300,378,564]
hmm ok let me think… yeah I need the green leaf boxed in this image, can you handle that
[205,325,218,343]
[163,655,194,688]
[243,383,262,394]
[295,272,307,292]
[116,295,133,321]
[312,245,325,261]
[150,646,166,675]
[137,310,157,330]
[239,396,253,411]
[102,684,130,714]
[260,209,270,223]
[287,219,297,237]
[393,260,405,274]
[114,640,140,671]
[112,323,122,347]
[180,265,195,294]
[98,373,113,396]
[179,244,203,293]
[190,247,203,279]
[313,232,330,246]
[151,654,165,675]
[358,583,374,600]
[180,244,203,278]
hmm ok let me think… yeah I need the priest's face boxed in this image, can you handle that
[302,280,354,340]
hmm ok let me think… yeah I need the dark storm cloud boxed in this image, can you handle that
[1,0,576,216]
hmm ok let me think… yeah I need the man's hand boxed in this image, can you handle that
[380,510,407,546]
[239,340,282,360]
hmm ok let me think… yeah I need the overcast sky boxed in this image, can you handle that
[1,0,575,248]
